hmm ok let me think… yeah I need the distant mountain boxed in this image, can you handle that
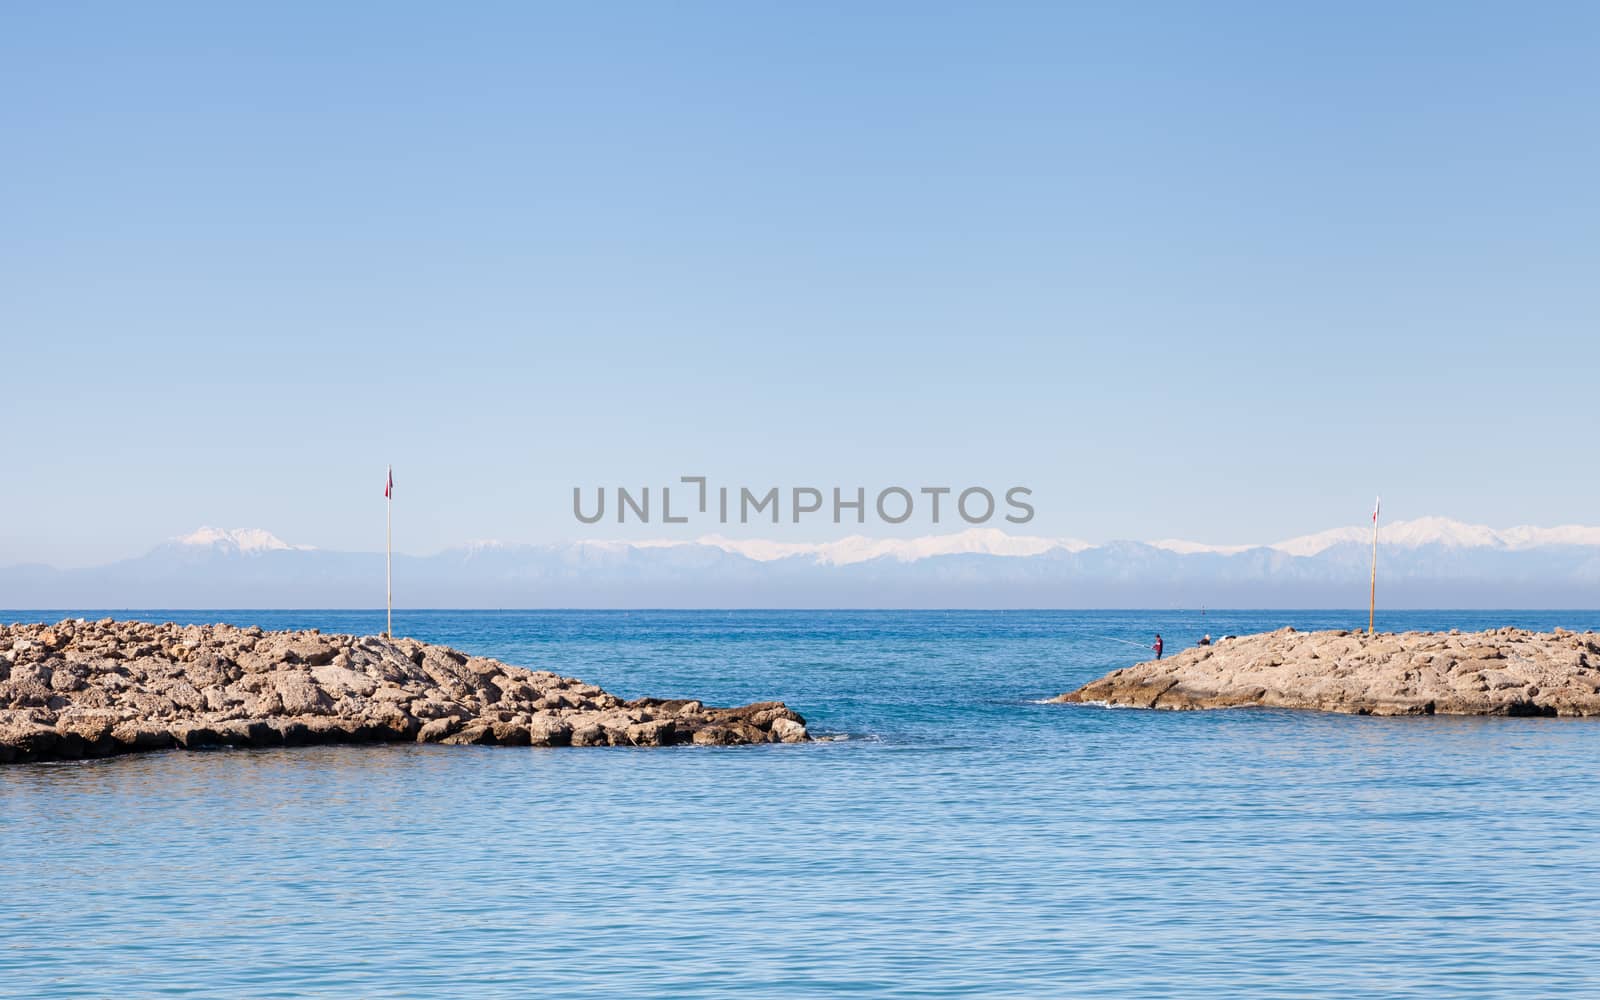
[168,527,315,555]
[2,519,1598,609]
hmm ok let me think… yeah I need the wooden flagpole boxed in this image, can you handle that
[1368,496,1379,636]
[386,465,393,638]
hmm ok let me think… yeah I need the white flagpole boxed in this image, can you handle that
[1368,496,1380,636]
[386,465,393,638]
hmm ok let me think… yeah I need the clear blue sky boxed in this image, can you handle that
[3,2,1596,565]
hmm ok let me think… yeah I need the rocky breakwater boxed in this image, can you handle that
[0,619,810,763]
[1054,627,1600,716]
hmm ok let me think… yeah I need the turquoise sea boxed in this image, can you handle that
[4,609,1600,998]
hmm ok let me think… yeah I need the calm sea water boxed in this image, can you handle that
[4,609,1600,998]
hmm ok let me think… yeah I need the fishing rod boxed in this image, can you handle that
[1085,634,1152,650]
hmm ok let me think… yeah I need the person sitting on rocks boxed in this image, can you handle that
[1198,634,1212,646]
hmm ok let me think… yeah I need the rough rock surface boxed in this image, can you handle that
[0,619,809,763]
[1054,627,1600,716]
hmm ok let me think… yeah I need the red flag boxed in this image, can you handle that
[1372,496,1380,522]
[385,466,393,499]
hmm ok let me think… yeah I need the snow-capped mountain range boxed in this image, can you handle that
[173,527,316,555]
[3,518,1598,609]
[579,517,1600,564]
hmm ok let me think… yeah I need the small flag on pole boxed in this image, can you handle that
[385,466,394,499]
[1372,496,1380,523]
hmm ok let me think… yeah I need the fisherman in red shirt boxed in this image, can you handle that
[1153,634,1164,660]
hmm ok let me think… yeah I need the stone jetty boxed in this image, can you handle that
[1055,627,1600,716]
[0,619,809,763]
